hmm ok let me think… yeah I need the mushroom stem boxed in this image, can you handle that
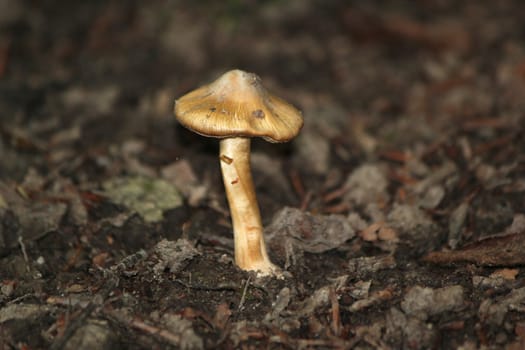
[219,137,276,275]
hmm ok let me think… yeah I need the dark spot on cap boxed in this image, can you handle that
[206,107,217,118]
[252,109,265,119]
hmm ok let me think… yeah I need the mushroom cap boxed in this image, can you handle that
[174,69,303,143]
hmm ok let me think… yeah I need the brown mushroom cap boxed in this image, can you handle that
[174,69,303,143]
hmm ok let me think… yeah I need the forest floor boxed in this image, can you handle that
[1,1,525,349]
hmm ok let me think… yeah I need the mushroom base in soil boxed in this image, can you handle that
[174,69,303,276]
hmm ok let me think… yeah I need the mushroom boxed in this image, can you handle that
[174,69,303,275]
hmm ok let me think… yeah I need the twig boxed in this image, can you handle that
[104,309,184,346]
[18,235,30,272]
[299,190,313,211]
[237,276,251,311]
[129,318,182,345]
[174,279,238,292]
[289,169,306,199]
[46,296,92,309]
[330,287,341,337]
[323,202,350,214]
[322,186,348,203]
[6,293,39,305]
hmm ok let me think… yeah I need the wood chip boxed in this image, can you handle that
[424,232,525,266]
